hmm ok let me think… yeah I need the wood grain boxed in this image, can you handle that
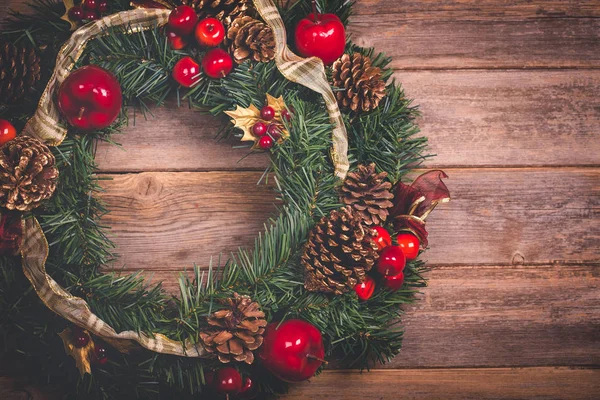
[95,70,600,172]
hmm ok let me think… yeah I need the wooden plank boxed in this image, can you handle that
[146,264,600,368]
[95,70,600,171]
[282,368,600,400]
[348,16,600,69]
[98,168,599,270]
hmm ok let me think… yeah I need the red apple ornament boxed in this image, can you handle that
[294,1,346,65]
[202,48,233,78]
[396,232,420,261]
[168,5,198,36]
[354,276,376,301]
[259,319,326,383]
[0,119,17,146]
[376,245,406,276]
[195,17,225,47]
[371,226,392,251]
[214,367,242,398]
[172,56,201,88]
[57,65,122,131]
[383,271,405,291]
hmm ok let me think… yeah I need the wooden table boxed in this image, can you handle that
[1,1,599,399]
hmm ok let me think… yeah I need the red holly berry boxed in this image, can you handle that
[294,3,346,65]
[260,105,275,121]
[267,123,282,139]
[259,319,325,383]
[376,245,406,276]
[354,276,376,301]
[201,48,233,79]
[93,343,109,365]
[71,326,90,348]
[166,26,188,50]
[396,232,420,261]
[82,0,98,10]
[57,65,122,131]
[383,271,405,291]
[214,367,242,397]
[258,135,274,150]
[252,121,267,136]
[0,119,17,147]
[83,9,99,20]
[97,0,108,13]
[168,5,198,36]
[172,56,201,88]
[371,226,392,251]
[195,17,225,47]
[68,5,84,21]
[281,108,292,122]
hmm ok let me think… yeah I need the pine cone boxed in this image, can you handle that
[227,16,275,64]
[182,0,254,28]
[0,40,42,106]
[0,136,58,212]
[341,163,394,226]
[302,207,379,295]
[331,53,386,113]
[199,293,267,364]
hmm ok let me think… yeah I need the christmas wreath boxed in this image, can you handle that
[0,0,450,398]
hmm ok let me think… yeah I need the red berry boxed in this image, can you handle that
[239,376,257,399]
[214,367,242,396]
[166,26,188,50]
[93,343,108,365]
[354,276,376,301]
[68,5,84,21]
[260,105,275,121]
[396,233,420,261]
[97,0,108,13]
[82,0,98,10]
[267,123,282,139]
[172,56,201,88]
[376,245,406,276]
[201,48,233,79]
[0,119,17,147]
[194,17,225,47]
[82,9,99,20]
[252,121,267,136]
[383,271,405,291]
[72,326,90,348]
[168,5,198,36]
[281,108,292,122]
[371,226,392,251]
[258,135,274,150]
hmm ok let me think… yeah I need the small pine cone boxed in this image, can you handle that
[0,136,59,212]
[341,163,394,226]
[0,39,42,106]
[331,53,386,113]
[199,293,267,364]
[182,0,254,29]
[302,206,379,295]
[227,16,275,64]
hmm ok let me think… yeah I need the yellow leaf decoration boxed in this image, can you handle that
[224,95,291,150]
[60,0,79,31]
[58,328,95,376]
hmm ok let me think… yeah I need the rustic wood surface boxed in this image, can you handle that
[1,0,599,399]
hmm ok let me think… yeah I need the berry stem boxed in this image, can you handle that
[307,353,328,364]
[311,0,319,22]
[78,107,86,119]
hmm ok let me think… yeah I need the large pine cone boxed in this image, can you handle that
[0,136,58,212]
[341,163,394,226]
[199,293,267,364]
[227,16,275,64]
[302,207,379,295]
[331,53,386,113]
[182,0,254,28]
[0,40,42,106]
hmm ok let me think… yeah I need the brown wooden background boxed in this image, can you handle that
[1,0,600,399]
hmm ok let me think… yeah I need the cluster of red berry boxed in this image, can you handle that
[354,227,421,301]
[207,367,256,399]
[167,5,233,87]
[67,0,109,23]
[71,326,109,365]
[251,104,292,150]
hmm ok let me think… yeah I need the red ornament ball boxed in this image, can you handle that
[214,367,242,396]
[354,276,376,301]
[172,56,201,88]
[396,232,420,261]
[376,245,406,277]
[258,319,325,383]
[260,105,275,121]
[68,6,84,21]
[166,26,188,50]
[93,343,109,365]
[371,226,392,252]
[57,65,122,131]
[168,5,198,36]
[195,17,225,47]
[383,271,405,291]
[295,13,346,65]
[201,48,233,79]
[258,135,274,150]
[252,121,267,136]
[82,0,98,10]
[97,0,108,13]
[71,326,90,348]
[83,9,99,21]
[0,119,17,147]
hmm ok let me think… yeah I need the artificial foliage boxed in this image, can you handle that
[0,1,444,399]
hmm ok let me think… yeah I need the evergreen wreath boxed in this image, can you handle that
[0,0,450,399]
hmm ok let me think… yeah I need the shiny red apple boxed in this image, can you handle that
[259,319,325,383]
[172,56,201,88]
[168,5,198,36]
[57,65,122,131]
[354,276,376,301]
[371,226,392,251]
[294,5,346,65]
[0,119,17,146]
[383,271,405,291]
[376,245,406,276]
[195,17,225,47]
[396,232,420,261]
